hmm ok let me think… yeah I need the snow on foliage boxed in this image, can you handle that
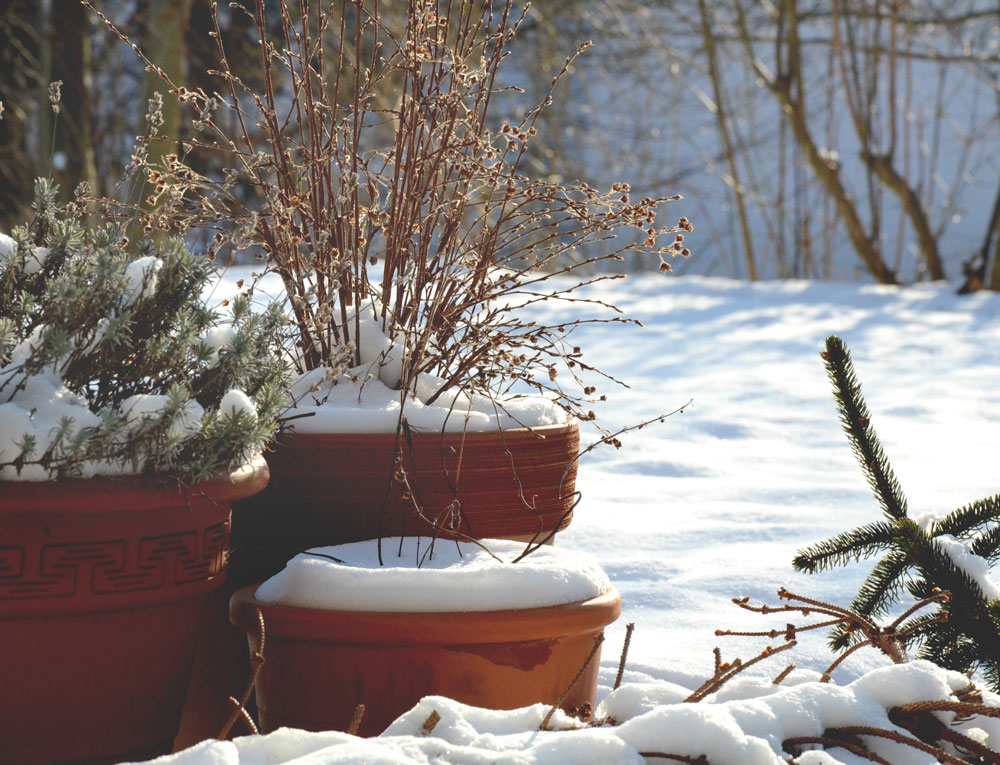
[0,179,288,481]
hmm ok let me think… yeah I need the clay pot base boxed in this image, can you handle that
[0,458,268,765]
[231,585,621,738]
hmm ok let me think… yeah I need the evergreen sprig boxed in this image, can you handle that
[794,335,1000,688]
[0,179,289,481]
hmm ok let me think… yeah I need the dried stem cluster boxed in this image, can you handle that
[85,0,689,422]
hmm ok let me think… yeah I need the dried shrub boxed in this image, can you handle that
[85,0,690,424]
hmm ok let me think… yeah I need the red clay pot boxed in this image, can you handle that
[230,583,621,737]
[232,423,579,560]
[0,457,268,765]
[178,424,580,747]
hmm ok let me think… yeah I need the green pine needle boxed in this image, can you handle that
[821,336,907,521]
[797,335,1000,688]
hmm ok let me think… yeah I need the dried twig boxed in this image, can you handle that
[772,664,795,685]
[684,641,797,703]
[721,588,950,681]
[638,753,710,764]
[420,709,441,735]
[218,608,265,740]
[539,634,604,730]
[783,734,892,764]
[827,725,967,764]
[346,704,366,736]
[613,622,635,691]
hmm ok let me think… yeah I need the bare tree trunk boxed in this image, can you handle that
[735,0,897,284]
[831,1,944,281]
[0,0,42,229]
[864,151,944,280]
[697,0,757,280]
[48,0,97,199]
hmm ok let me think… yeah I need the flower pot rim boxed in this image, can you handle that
[0,454,269,512]
[277,421,578,443]
[230,583,621,645]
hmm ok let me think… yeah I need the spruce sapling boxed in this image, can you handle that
[794,335,1000,689]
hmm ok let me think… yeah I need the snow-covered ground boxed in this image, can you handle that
[559,275,1000,682]
[157,272,1000,764]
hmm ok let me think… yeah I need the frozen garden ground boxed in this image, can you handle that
[149,273,1000,764]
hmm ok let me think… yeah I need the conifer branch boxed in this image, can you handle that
[821,336,908,519]
[797,336,1000,688]
[971,525,1000,563]
[793,521,898,573]
[933,494,1000,538]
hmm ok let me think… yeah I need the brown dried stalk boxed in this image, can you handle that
[684,641,798,703]
[889,703,1000,764]
[614,622,636,691]
[783,734,892,764]
[719,587,950,681]
[346,704,366,736]
[88,0,691,426]
[420,709,441,735]
[218,607,265,740]
[772,664,795,685]
[716,588,1000,762]
[826,725,967,764]
[539,634,604,731]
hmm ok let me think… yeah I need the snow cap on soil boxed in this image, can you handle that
[285,367,567,434]
[254,537,612,612]
[284,304,566,433]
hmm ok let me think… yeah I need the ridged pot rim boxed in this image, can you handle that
[275,421,579,444]
[231,584,621,645]
[0,454,270,513]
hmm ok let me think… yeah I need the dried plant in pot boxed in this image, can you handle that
[0,181,286,764]
[92,0,692,567]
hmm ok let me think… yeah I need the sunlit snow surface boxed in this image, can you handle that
[256,538,612,612]
[152,271,1000,763]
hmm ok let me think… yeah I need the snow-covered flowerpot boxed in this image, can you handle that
[232,422,579,567]
[229,538,620,737]
[0,456,268,764]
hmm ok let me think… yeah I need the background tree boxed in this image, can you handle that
[5,0,1000,284]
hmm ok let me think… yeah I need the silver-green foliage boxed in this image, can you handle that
[0,179,288,480]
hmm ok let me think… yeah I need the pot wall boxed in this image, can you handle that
[232,423,579,562]
[231,584,620,737]
[0,458,268,765]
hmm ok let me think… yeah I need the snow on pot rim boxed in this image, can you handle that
[254,537,611,612]
[284,366,569,434]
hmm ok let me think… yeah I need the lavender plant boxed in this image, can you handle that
[86,0,690,427]
[0,178,287,481]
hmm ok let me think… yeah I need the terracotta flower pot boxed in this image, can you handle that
[232,422,580,565]
[230,583,621,737]
[180,425,580,747]
[0,456,268,765]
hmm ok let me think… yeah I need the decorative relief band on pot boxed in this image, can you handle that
[0,519,230,601]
